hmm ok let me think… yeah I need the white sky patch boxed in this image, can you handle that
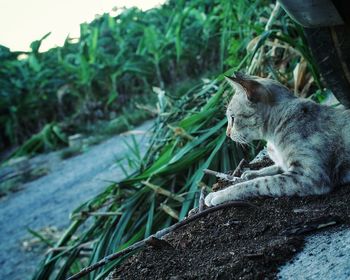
[0,0,164,52]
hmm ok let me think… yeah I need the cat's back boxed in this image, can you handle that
[310,102,350,141]
[317,104,350,163]
[277,99,346,148]
[285,99,336,135]
[334,107,350,147]
[280,100,350,170]
[292,99,347,131]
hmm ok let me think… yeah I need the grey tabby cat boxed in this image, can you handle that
[205,72,350,207]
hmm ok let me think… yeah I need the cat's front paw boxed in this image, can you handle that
[204,191,228,207]
[241,170,259,180]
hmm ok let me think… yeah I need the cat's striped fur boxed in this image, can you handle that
[205,72,350,206]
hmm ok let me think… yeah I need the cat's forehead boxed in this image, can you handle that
[226,93,249,114]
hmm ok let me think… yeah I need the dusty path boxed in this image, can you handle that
[0,120,153,280]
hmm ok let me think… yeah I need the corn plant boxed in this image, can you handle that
[1,0,224,155]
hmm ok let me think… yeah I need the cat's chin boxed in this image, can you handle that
[230,137,250,145]
[229,136,239,142]
[229,134,250,144]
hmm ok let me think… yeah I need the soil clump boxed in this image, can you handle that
[109,160,350,279]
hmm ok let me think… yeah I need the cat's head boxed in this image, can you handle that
[225,72,294,143]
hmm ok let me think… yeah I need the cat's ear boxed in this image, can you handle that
[225,72,271,103]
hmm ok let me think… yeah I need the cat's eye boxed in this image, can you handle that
[230,116,235,123]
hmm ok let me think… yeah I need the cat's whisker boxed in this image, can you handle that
[236,134,249,146]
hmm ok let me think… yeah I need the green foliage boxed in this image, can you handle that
[28,0,326,279]
[33,79,239,280]
[0,0,227,153]
[8,123,67,159]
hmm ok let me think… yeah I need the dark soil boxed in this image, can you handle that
[108,163,350,280]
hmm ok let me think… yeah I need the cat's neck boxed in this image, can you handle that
[263,99,299,142]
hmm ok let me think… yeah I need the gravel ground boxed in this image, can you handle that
[278,227,350,280]
[0,120,153,280]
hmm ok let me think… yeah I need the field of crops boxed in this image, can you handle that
[1,0,329,279]
[1,0,226,157]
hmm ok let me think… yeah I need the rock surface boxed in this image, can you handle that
[278,227,350,279]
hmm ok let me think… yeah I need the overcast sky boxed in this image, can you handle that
[0,0,164,52]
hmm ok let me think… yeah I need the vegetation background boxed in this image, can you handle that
[0,0,329,279]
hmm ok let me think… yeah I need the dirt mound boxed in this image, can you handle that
[108,184,350,279]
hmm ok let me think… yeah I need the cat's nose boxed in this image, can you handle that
[226,127,231,137]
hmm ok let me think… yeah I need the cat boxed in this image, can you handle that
[205,71,350,206]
